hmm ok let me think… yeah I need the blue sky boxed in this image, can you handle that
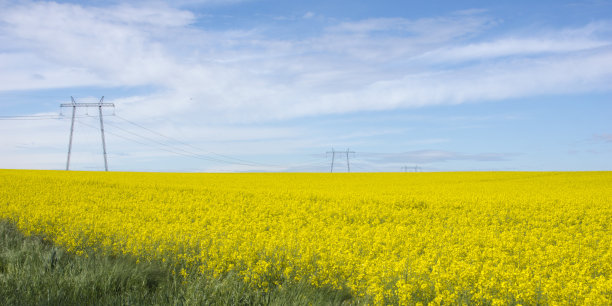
[0,0,611,172]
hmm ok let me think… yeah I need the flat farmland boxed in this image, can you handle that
[1,170,610,304]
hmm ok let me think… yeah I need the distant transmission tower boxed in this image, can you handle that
[402,165,420,172]
[327,148,355,173]
[60,96,115,171]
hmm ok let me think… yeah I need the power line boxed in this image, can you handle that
[0,114,63,120]
[0,114,60,118]
[108,121,265,166]
[348,163,371,172]
[283,159,329,170]
[85,117,265,167]
[79,114,328,170]
[78,119,218,163]
[112,114,275,167]
[77,119,213,162]
[0,117,63,121]
[3,108,374,172]
[0,114,116,121]
[104,120,260,166]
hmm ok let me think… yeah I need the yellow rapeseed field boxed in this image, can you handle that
[1,170,610,304]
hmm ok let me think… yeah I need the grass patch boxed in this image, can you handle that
[0,219,367,305]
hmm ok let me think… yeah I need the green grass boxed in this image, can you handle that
[0,219,368,305]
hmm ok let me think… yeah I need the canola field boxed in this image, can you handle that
[1,170,611,304]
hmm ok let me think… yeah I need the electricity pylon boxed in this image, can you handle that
[402,165,420,172]
[327,148,355,173]
[60,96,115,171]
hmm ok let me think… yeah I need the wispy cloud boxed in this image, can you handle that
[360,150,514,164]
[593,133,612,143]
[1,2,611,171]
[419,37,610,63]
[1,2,611,124]
[418,22,611,63]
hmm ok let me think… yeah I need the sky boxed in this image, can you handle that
[0,0,611,172]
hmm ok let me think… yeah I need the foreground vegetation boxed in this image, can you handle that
[0,219,361,305]
[1,170,611,304]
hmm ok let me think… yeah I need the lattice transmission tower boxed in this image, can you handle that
[326,148,355,173]
[60,96,115,171]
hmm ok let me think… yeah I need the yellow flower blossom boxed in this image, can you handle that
[1,170,610,304]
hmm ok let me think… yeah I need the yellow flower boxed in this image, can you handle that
[1,170,610,304]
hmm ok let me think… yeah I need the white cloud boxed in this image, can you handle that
[419,38,610,63]
[102,3,196,26]
[327,14,493,38]
[2,2,611,124]
[417,22,612,63]
[1,2,612,171]
[163,0,253,7]
[594,134,612,143]
[0,1,193,90]
[360,150,514,164]
[303,11,315,19]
